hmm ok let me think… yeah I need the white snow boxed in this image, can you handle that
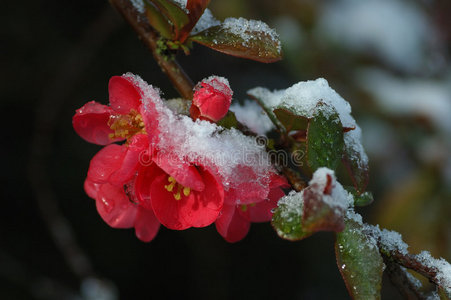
[356,68,451,134]
[230,100,275,135]
[248,78,355,128]
[191,9,220,34]
[277,190,304,220]
[309,168,353,210]
[171,0,189,13]
[248,78,369,167]
[416,251,451,292]
[280,168,353,221]
[124,73,277,194]
[197,75,231,96]
[130,0,145,13]
[316,0,440,73]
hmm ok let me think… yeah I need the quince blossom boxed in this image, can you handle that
[73,73,286,242]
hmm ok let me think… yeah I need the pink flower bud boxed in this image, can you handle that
[190,76,233,122]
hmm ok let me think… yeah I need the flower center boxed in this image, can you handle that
[108,109,146,140]
[164,176,191,200]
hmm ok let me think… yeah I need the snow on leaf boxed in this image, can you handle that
[335,217,384,300]
[190,17,282,63]
[302,168,350,233]
[248,79,369,192]
[343,126,369,194]
[272,191,312,241]
[345,186,374,207]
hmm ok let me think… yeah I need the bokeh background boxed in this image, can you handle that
[2,0,450,299]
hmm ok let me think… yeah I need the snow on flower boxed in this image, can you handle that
[73,73,286,242]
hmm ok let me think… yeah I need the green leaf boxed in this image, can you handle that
[306,103,344,172]
[144,0,173,39]
[271,193,312,241]
[147,0,190,39]
[345,186,374,207]
[217,111,238,129]
[189,23,282,63]
[335,218,384,300]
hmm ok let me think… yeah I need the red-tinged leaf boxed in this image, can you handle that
[189,21,282,63]
[146,0,190,39]
[302,173,346,233]
[144,0,173,39]
[178,0,211,42]
[342,129,370,194]
[335,218,384,300]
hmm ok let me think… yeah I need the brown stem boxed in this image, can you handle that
[109,0,194,99]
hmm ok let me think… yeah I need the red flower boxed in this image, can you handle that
[84,134,160,242]
[149,161,224,230]
[190,76,233,122]
[73,75,147,145]
[215,174,288,242]
[74,73,283,243]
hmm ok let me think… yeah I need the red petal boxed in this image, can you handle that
[73,101,118,145]
[248,198,277,223]
[224,166,270,205]
[108,76,141,114]
[134,207,160,242]
[248,175,287,222]
[96,183,138,228]
[84,178,101,199]
[151,169,224,230]
[215,204,250,243]
[87,144,126,184]
[178,168,224,228]
[109,134,148,186]
[150,174,188,230]
[134,162,165,210]
[154,152,205,191]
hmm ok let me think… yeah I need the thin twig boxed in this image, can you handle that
[384,250,442,290]
[109,0,194,99]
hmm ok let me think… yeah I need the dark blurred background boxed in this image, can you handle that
[2,0,450,299]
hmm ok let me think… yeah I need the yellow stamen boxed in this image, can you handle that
[164,176,191,200]
[240,204,248,212]
[164,176,176,192]
[108,109,146,141]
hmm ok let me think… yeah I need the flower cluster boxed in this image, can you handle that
[73,74,287,242]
